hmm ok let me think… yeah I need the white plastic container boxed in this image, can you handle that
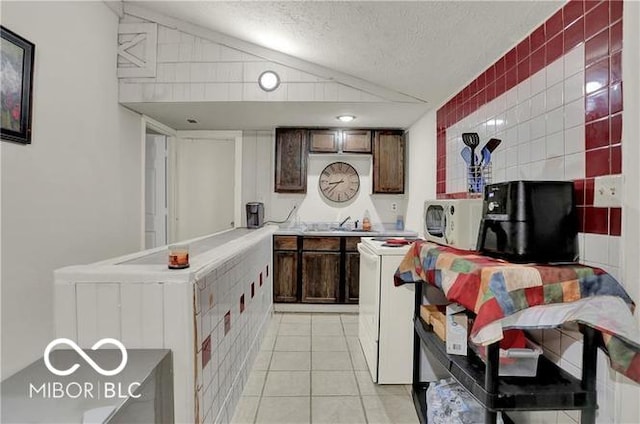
[471,338,543,377]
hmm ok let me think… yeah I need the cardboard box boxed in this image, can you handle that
[420,305,448,342]
[446,303,468,356]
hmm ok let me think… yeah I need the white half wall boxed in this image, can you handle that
[1,2,143,378]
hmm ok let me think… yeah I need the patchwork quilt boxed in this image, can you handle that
[394,241,640,384]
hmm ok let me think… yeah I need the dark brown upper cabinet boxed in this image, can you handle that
[275,128,308,193]
[342,130,372,153]
[373,130,405,194]
[309,129,340,153]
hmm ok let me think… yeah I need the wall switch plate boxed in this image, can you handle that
[594,175,623,207]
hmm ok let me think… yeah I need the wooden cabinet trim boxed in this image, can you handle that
[342,129,372,153]
[309,129,339,153]
[345,237,361,252]
[373,130,405,194]
[275,128,308,193]
[302,237,341,251]
[274,235,298,250]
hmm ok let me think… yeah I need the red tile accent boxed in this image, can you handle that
[585,88,609,122]
[495,74,506,97]
[577,206,586,233]
[585,117,610,150]
[495,56,506,77]
[584,207,609,234]
[202,335,211,369]
[259,272,263,286]
[585,29,609,65]
[585,58,609,95]
[610,82,623,114]
[585,147,610,178]
[530,46,546,75]
[611,144,622,174]
[517,37,530,63]
[240,294,245,313]
[609,208,622,236]
[610,113,622,144]
[584,178,595,206]
[563,0,585,28]
[486,66,495,84]
[610,0,623,24]
[585,2,609,40]
[610,21,622,52]
[224,311,231,335]
[546,33,564,64]
[505,67,518,91]
[573,179,586,206]
[564,17,584,52]
[505,47,518,71]
[610,51,622,82]
[546,9,564,38]
[517,58,530,83]
[531,24,546,52]
[266,265,269,277]
[585,0,601,13]
[251,282,255,298]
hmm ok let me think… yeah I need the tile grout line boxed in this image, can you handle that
[309,314,313,424]
[251,314,278,424]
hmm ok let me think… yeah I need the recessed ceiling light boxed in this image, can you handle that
[187,118,198,124]
[337,115,356,122]
[258,70,280,92]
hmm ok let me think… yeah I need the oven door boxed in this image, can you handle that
[424,203,446,243]
[357,242,381,382]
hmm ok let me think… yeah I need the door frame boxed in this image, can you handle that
[172,130,243,242]
[141,115,177,249]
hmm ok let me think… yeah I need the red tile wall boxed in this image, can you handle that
[436,0,623,236]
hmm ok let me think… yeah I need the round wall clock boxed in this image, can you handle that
[319,161,360,203]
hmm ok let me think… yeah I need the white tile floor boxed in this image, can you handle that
[231,312,420,424]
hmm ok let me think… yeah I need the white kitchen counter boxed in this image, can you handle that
[54,225,277,424]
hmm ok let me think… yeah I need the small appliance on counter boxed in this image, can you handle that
[246,202,264,228]
[477,180,578,263]
[423,199,483,250]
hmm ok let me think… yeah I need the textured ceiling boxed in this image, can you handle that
[127,1,563,107]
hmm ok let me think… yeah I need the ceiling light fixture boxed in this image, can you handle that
[337,115,356,122]
[258,70,280,92]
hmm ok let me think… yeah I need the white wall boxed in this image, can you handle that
[405,110,437,234]
[1,2,143,378]
[617,1,640,422]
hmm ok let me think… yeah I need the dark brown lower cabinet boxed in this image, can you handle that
[344,252,360,304]
[273,250,298,302]
[273,235,360,304]
[301,252,340,303]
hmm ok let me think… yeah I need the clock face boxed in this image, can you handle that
[319,161,360,203]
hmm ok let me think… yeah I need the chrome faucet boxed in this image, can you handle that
[338,216,351,228]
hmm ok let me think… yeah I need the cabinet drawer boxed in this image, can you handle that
[274,235,298,250]
[345,237,361,252]
[303,237,340,251]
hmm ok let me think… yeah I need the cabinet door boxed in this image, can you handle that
[373,130,405,193]
[275,128,308,193]
[345,252,360,304]
[273,251,299,302]
[301,252,340,303]
[342,130,372,153]
[309,129,339,153]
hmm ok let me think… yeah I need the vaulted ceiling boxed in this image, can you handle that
[124,1,564,129]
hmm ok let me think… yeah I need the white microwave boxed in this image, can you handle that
[423,199,483,250]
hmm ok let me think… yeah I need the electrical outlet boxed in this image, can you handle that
[594,175,623,207]
[391,202,398,212]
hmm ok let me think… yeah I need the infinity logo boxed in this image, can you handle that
[44,338,128,377]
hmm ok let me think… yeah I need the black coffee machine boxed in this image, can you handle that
[246,202,265,228]
[477,181,578,263]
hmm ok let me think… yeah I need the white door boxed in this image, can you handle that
[175,137,235,241]
[145,134,168,248]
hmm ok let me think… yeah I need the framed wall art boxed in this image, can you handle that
[1,26,35,144]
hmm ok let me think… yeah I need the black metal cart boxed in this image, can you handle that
[411,280,599,424]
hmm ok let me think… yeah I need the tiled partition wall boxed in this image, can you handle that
[195,237,273,424]
[435,2,624,423]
